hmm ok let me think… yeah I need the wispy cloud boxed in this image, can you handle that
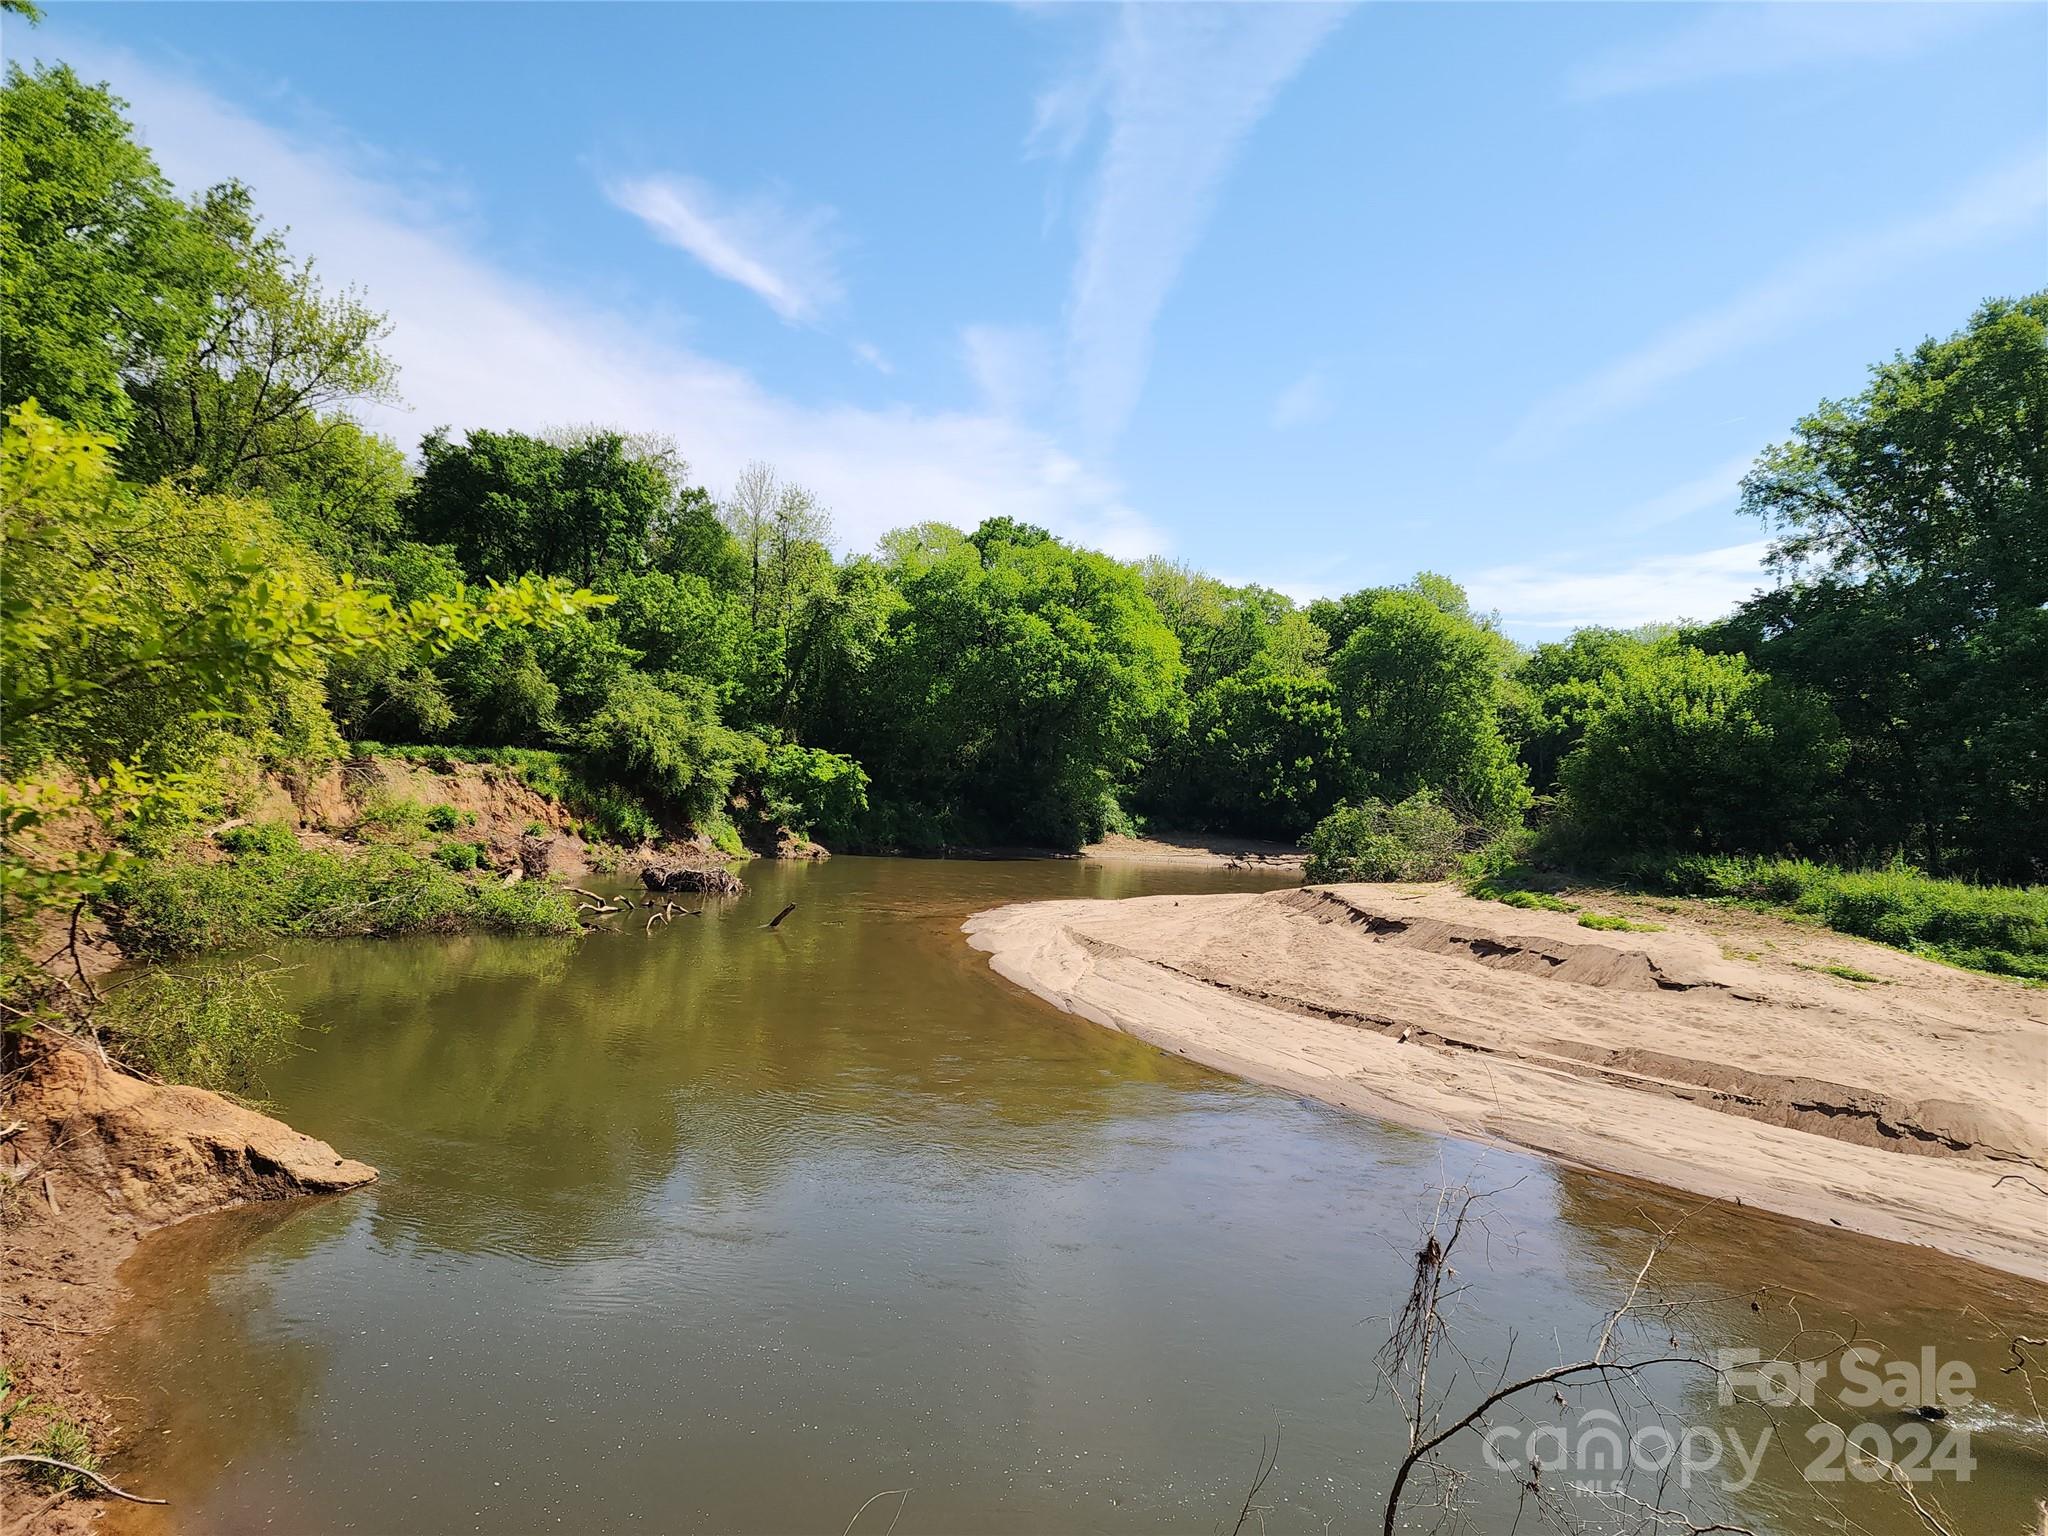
[1041,4,1346,450]
[851,340,893,376]
[66,40,1162,559]
[1506,151,2048,455]
[1469,541,1772,634]
[604,172,842,324]
[1270,369,1334,431]
[1570,3,1994,101]
[960,323,1055,421]
[1617,450,1758,530]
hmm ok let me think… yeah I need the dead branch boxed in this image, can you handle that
[0,1455,167,1505]
[1228,1430,1280,1536]
[839,1487,909,1536]
[763,903,797,930]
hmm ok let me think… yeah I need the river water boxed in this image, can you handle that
[94,858,2047,1534]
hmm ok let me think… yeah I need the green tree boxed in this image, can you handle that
[1717,293,2048,877]
[1558,647,1846,855]
[1328,589,1530,826]
[1516,626,1677,794]
[836,524,1184,846]
[1172,674,1349,839]
[0,64,222,433]
[404,427,670,585]
[120,192,398,494]
[0,404,606,924]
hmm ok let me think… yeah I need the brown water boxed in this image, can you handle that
[95,858,2048,1534]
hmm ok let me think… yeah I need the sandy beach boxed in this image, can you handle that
[965,882,2048,1280]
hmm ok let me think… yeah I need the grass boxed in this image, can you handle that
[1464,840,2047,983]
[1814,963,1885,984]
[1575,912,1664,933]
[101,828,580,962]
[1638,855,2048,982]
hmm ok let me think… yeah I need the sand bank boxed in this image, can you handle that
[964,882,2048,1280]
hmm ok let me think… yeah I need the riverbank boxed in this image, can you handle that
[1,1040,375,1534]
[964,881,2048,1280]
[1081,832,1305,870]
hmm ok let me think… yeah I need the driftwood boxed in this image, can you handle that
[764,903,797,931]
[641,864,745,897]
[0,1455,167,1505]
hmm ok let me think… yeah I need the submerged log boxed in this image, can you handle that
[641,863,746,897]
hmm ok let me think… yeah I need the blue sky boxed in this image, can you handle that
[20,2,2048,635]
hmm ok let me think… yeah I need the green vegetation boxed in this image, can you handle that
[1302,792,1463,883]
[102,836,579,962]
[1,31,2042,1112]
[1630,856,2048,982]
[95,962,304,1094]
[1574,913,1663,934]
[0,1364,97,1493]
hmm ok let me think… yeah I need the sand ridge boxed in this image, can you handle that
[963,882,2048,1280]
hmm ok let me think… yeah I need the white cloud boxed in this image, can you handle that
[63,40,1162,560]
[1617,450,1758,529]
[1270,369,1334,431]
[604,172,842,324]
[851,340,893,375]
[1570,3,1994,100]
[1505,152,2048,455]
[1467,541,1773,634]
[960,323,1055,420]
[1047,4,1346,450]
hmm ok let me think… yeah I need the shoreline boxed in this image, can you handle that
[0,1042,375,1536]
[964,882,2048,1283]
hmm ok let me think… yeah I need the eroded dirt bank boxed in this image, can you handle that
[1,1041,375,1534]
[964,882,2048,1280]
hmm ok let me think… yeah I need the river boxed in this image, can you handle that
[94,857,2048,1533]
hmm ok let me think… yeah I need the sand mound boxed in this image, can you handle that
[965,882,2048,1279]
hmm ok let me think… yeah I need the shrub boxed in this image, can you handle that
[215,821,299,857]
[434,840,481,871]
[424,804,461,832]
[1303,791,1464,883]
[97,961,305,1095]
[578,674,752,827]
[761,744,870,844]
[101,842,579,960]
[1558,648,1846,854]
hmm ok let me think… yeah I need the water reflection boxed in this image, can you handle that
[93,858,2047,1534]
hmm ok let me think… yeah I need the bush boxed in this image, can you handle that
[214,821,299,857]
[434,840,481,871]
[424,804,461,832]
[101,841,580,960]
[578,674,752,827]
[97,961,305,1094]
[1558,648,1846,855]
[1303,792,1464,883]
[761,744,870,844]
